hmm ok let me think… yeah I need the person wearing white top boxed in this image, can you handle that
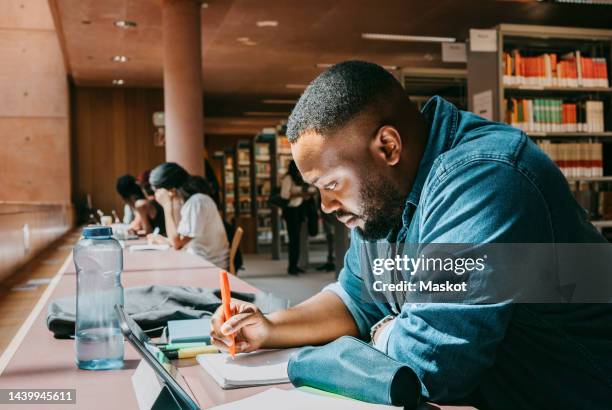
[147,162,229,269]
[281,161,315,275]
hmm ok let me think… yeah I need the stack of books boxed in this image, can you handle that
[502,50,609,88]
[537,141,603,178]
[504,98,605,133]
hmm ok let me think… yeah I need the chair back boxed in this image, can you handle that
[229,227,244,276]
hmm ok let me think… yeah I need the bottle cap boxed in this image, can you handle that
[83,226,113,238]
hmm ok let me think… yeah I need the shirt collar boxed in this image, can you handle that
[403,96,459,223]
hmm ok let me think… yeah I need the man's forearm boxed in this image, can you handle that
[263,290,359,348]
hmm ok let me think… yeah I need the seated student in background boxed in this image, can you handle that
[210,62,612,409]
[148,162,229,269]
[115,174,166,235]
[137,169,155,200]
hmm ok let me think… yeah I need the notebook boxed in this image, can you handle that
[129,244,170,252]
[196,348,298,389]
[208,388,396,409]
[167,317,212,344]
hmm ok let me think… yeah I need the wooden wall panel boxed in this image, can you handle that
[0,203,73,285]
[71,87,166,217]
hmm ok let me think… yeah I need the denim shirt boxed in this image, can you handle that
[324,96,612,408]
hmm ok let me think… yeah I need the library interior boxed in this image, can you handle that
[1,1,612,409]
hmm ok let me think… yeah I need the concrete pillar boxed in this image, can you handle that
[162,0,204,176]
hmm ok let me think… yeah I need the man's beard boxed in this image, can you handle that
[357,174,406,240]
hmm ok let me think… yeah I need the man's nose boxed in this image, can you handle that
[320,191,341,214]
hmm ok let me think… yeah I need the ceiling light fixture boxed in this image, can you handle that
[201,2,209,8]
[256,20,278,27]
[112,79,124,85]
[112,55,129,63]
[114,20,137,28]
[315,63,399,70]
[285,84,307,90]
[362,33,456,43]
[262,99,297,104]
[244,111,291,116]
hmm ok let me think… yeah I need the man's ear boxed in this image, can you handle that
[371,125,402,166]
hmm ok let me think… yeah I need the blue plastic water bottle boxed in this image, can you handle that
[73,226,124,370]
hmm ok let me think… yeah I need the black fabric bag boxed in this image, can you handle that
[46,285,288,339]
[288,336,422,408]
[268,186,289,208]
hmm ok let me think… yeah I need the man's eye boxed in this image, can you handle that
[324,182,337,191]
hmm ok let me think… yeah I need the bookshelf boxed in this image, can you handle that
[271,124,291,259]
[468,24,612,234]
[221,148,236,223]
[401,67,467,110]
[254,129,276,250]
[234,139,257,253]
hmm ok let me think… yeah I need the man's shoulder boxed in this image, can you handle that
[441,118,527,170]
[431,116,557,189]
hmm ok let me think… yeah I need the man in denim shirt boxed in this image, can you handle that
[211,61,612,409]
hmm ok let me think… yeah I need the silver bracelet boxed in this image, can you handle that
[370,315,395,343]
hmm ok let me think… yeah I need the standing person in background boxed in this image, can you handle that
[115,174,166,235]
[281,161,315,275]
[317,207,336,272]
[147,162,229,269]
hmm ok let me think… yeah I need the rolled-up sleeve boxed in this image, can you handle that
[322,230,386,339]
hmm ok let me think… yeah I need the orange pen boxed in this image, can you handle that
[219,270,236,358]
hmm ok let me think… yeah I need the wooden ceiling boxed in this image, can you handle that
[50,0,612,133]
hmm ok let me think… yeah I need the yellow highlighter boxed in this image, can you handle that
[165,345,220,360]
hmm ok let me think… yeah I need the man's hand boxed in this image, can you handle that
[154,188,172,209]
[210,300,272,353]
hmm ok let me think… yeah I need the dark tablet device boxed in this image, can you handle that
[114,305,201,410]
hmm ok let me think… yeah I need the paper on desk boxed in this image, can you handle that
[196,349,298,389]
[129,244,170,252]
[208,388,398,410]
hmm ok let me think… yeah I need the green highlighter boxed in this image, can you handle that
[159,342,210,351]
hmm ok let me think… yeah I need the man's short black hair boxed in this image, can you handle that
[286,60,405,142]
[116,174,144,200]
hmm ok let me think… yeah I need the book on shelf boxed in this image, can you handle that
[276,135,291,154]
[255,143,270,157]
[537,141,603,178]
[256,162,271,175]
[237,149,251,164]
[503,50,609,88]
[504,98,605,133]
